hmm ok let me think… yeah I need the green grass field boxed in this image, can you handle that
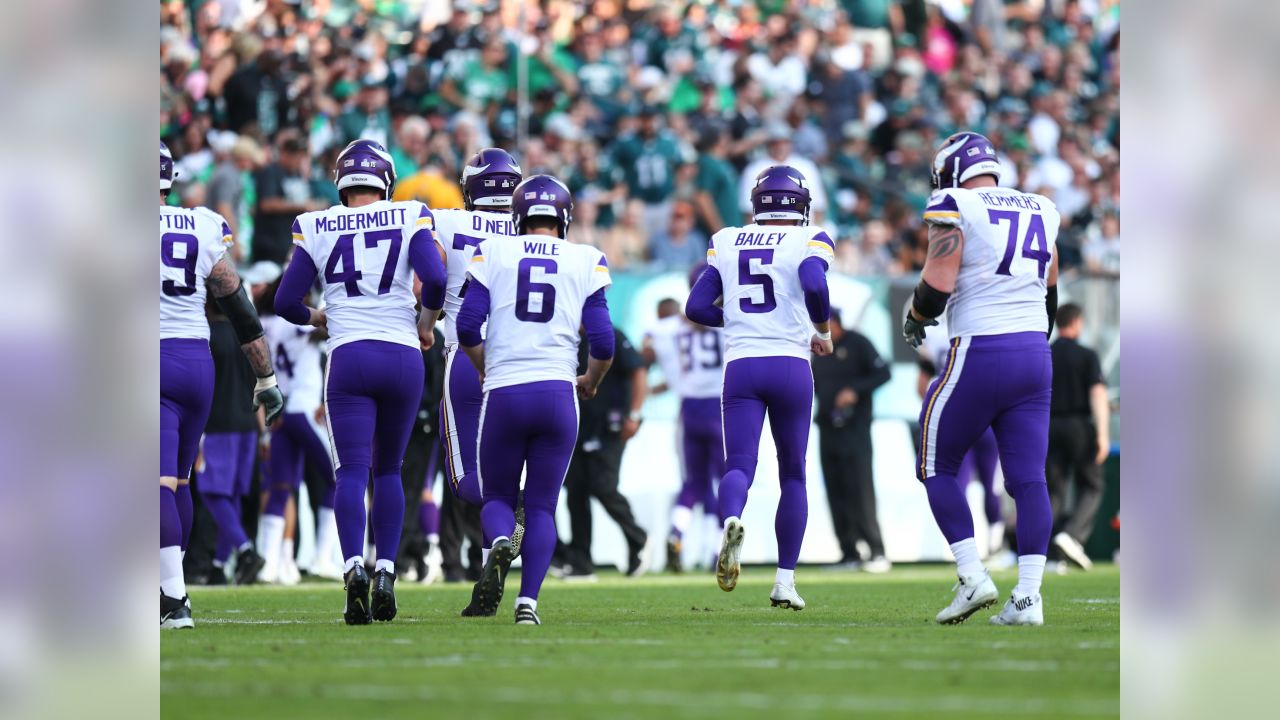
[162,565,1119,719]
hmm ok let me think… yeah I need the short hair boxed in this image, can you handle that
[1057,303,1084,327]
[657,298,679,312]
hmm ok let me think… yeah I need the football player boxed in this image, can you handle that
[274,140,447,625]
[456,175,615,625]
[685,165,835,610]
[160,141,283,628]
[905,131,1060,625]
[426,149,527,616]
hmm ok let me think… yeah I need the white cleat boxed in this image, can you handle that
[935,571,999,625]
[258,560,280,585]
[862,556,892,574]
[421,544,444,585]
[769,582,806,611]
[990,593,1044,626]
[716,518,745,592]
[1053,532,1093,571]
[279,557,301,586]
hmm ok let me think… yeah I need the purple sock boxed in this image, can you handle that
[418,500,439,538]
[161,487,181,549]
[202,492,250,559]
[334,467,370,562]
[175,484,194,551]
[370,472,405,565]
[923,474,975,545]
[717,469,750,521]
[517,507,556,601]
[774,477,808,570]
[1006,480,1052,556]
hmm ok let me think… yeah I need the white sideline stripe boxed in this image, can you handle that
[923,336,970,477]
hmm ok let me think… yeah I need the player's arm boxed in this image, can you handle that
[578,289,615,400]
[904,221,964,348]
[1045,248,1060,338]
[684,265,725,328]
[208,257,284,424]
[801,231,836,355]
[408,221,446,350]
[1088,348,1110,465]
[456,279,490,380]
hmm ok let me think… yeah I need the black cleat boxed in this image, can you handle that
[626,535,650,577]
[514,602,541,625]
[459,580,490,617]
[343,565,372,625]
[471,538,515,616]
[666,535,683,574]
[370,569,397,622]
[233,547,266,585]
[161,592,194,629]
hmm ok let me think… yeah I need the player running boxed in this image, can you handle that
[685,165,835,610]
[274,139,447,625]
[160,141,284,629]
[456,175,614,625]
[904,131,1060,626]
[426,149,527,616]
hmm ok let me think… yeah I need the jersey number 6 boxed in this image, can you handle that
[516,258,557,323]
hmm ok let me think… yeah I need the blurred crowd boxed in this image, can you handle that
[161,0,1119,277]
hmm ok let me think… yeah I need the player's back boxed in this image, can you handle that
[646,314,686,397]
[293,199,432,351]
[472,234,610,390]
[924,186,1060,338]
[434,207,519,347]
[160,205,232,341]
[707,222,835,362]
[674,322,724,399]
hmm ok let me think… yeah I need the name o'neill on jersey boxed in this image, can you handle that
[467,237,610,391]
[922,187,1061,338]
[292,199,434,352]
[706,223,835,363]
[433,208,519,347]
[160,206,234,341]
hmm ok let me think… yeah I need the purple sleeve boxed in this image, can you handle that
[684,264,725,328]
[456,279,489,347]
[409,227,446,311]
[798,255,831,324]
[274,247,318,326]
[582,288,615,360]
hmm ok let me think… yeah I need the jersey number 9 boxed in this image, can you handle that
[515,258,557,323]
[161,232,199,297]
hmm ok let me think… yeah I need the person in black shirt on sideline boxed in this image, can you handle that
[1047,303,1110,570]
[556,327,649,580]
[810,309,892,571]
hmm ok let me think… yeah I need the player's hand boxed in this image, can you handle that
[314,405,326,425]
[903,313,938,348]
[835,387,858,408]
[811,333,834,356]
[418,317,435,352]
[576,374,598,400]
[1095,435,1110,465]
[310,307,328,332]
[254,375,285,426]
[621,418,641,441]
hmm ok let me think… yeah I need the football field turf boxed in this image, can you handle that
[162,565,1119,719]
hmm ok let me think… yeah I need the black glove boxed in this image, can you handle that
[903,313,939,349]
[254,375,285,426]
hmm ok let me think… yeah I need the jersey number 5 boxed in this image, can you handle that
[989,209,1051,279]
[515,258,557,323]
[738,249,777,313]
[324,230,403,297]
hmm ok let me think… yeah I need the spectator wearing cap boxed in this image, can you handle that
[207,134,263,262]
[649,201,707,271]
[612,107,686,239]
[738,123,829,225]
[691,128,739,238]
[252,134,321,265]
[338,77,391,148]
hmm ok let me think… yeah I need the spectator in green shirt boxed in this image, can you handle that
[691,128,740,235]
[336,78,392,148]
[439,37,509,126]
[840,0,905,70]
[612,107,686,236]
[575,31,630,122]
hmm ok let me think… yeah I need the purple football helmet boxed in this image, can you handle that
[751,165,811,224]
[511,175,573,237]
[161,141,176,192]
[931,131,1002,189]
[461,148,523,210]
[333,139,396,203]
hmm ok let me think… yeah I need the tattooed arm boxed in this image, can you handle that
[207,257,275,379]
[903,223,964,347]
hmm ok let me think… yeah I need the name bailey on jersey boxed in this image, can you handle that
[733,231,788,247]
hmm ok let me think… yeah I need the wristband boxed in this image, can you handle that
[816,330,832,342]
[254,374,278,394]
[628,410,644,423]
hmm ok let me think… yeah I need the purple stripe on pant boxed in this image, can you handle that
[717,356,814,570]
[265,412,335,517]
[160,338,214,480]
[441,347,483,506]
[478,380,578,601]
[326,340,424,564]
[676,397,724,517]
[917,332,1052,556]
[199,430,257,561]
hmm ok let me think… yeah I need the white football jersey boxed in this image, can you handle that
[923,187,1060,338]
[673,323,725,399]
[705,223,836,363]
[467,235,611,391]
[433,207,519,347]
[644,315,685,397]
[160,206,232,341]
[263,315,324,413]
[292,200,434,352]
